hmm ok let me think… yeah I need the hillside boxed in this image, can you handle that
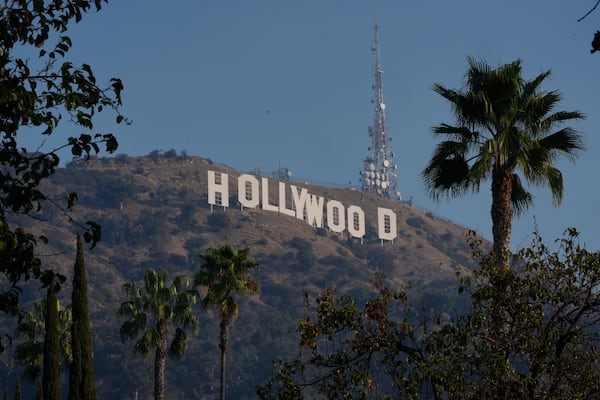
[4,153,481,399]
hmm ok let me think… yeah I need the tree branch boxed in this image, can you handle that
[578,0,600,22]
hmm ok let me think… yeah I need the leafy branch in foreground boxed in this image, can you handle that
[258,229,600,399]
[257,276,425,400]
[0,0,127,315]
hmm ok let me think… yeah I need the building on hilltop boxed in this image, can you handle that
[359,23,400,201]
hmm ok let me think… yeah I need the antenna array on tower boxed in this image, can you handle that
[359,23,400,201]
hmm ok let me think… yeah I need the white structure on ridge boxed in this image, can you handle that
[359,23,399,201]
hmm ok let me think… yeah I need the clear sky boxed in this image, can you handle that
[28,1,600,251]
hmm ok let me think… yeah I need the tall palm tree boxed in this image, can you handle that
[195,244,259,400]
[118,269,198,400]
[423,57,584,267]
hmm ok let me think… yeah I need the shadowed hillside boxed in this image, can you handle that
[3,153,482,399]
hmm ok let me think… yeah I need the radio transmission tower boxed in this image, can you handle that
[359,23,399,201]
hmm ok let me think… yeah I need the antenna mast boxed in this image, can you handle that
[359,23,399,201]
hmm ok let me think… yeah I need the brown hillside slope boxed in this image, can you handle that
[11,154,481,399]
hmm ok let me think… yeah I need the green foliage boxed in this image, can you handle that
[318,255,350,269]
[259,230,600,399]
[206,212,231,231]
[346,237,368,259]
[99,174,143,206]
[0,220,49,315]
[176,203,198,230]
[440,231,454,243]
[288,237,312,252]
[288,238,316,270]
[427,229,600,398]
[69,235,98,400]
[0,0,126,316]
[257,277,420,399]
[184,236,207,260]
[315,228,328,237]
[135,209,170,240]
[406,216,425,228]
[148,150,161,161]
[163,149,178,158]
[366,247,395,272]
[94,214,130,247]
[255,237,269,246]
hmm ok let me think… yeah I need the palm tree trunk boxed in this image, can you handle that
[155,322,167,400]
[219,317,229,400]
[490,167,515,393]
[491,168,513,269]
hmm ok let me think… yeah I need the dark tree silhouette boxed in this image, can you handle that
[41,284,60,400]
[69,234,98,400]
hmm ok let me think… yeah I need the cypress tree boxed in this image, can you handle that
[14,377,21,400]
[68,234,98,400]
[42,283,61,400]
[35,380,43,400]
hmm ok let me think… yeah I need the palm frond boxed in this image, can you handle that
[169,328,188,358]
[172,274,191,291]
[521,91,561,135]
[510,174,534,216]
[431,84,459,104]
[144,269,160,294]
[176,307,199,334]
[539,127,585,158]
[542,166,564,206]
[432,124,480,142]
[541,110,585,127]
[195,244,259,324]
[117,301,139,317]
[469,151,492,183]
[122,282,141,299]
[222,297,239,322]
[134,328,160,357]
[14,340,43,381]
[423,155,472,199]
[193,271,210,287]
[521,69,552,101]
[119,313,147,342]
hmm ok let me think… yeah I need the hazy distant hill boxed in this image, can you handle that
[5,153,481,399]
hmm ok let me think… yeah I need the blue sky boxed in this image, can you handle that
[28,1,600,251]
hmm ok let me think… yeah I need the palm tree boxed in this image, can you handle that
[195,244,259,400]
[118,269,198,400]
[14,299,72,381]
[423,57,584,267]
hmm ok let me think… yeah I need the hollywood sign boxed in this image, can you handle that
[207,170,398,242]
